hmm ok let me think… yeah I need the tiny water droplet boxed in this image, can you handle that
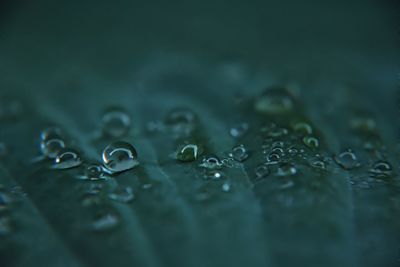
[52,149,82,169]
[230,144,250,162]
[303,136,319,150]
[221,182,231,192]
[292,122,313,135]
[350,117,376,133]
[101,107,131,138]
[165,108,196,138]
[230,123,249,138]
[91,213,119,232]
[200,156,222,169]
[334,150,361,170]
[275,163,297,176]
[102,141,139,173]
[82,163,105,180]
[255,86,294,114]
[108,186,134,203]
[311,160,326,169]
[255,164,270,180]
[204,170,224,180]
[176,144,202,162]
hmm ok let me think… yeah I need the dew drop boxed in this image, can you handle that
[200,156,222,169]
[334,150,361,170]
[52,149,82,169]
[108,186,134,203]
[230,144,250,162]
[40,127,67,159]
[255,86,294,114]
[204,170,224,180]
[221,182,231,192]
[303,136,319,150]
[369,161,392,178]
[254,164,270,180]
[311,160,326,170]
[91,213,119,232]
[230,123,249,138]
[292,122,313,135]
[101,107,131,138]
[82,163,105,180]
[102,141,139,173]
[41,139,66,159]
[176,144,202,162]
[275,163,297,176]
[165,108,196,138]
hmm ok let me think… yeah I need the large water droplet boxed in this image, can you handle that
[369,161,392,178]
[108,186,134,203]
[102,141,139,173]
[52,149,82,169]
[334,150,361,170]
[101,107,131,138]
[230,144,250,162]
[255,86,294,114]
[176,144,203,162]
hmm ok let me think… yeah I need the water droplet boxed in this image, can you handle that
[275,163,297,176]
[204,170,224,180]
[91,213,119,232]
[101,107,131,138]
[165,108,196,138]
[311,160,326,169]
[230,145,250,162]
[40,127,65,141]
[221,182,231,192]
[303,136,319,150]
[102,141,139,173]
[230,123,249,138]
[52,149,82,169]
[176,144,202,162]
[41,139,66,159]
[40,127,67,159]
[254,164,270,180]
[108,186,134,203]
[350,117,376,133]
[255,86,294,114]
[199,156,222,169]
[292,122,313,135]
[82,163,105,180]
[334,150,361,170]
[267,127,288,138]
[369,161,392,178]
